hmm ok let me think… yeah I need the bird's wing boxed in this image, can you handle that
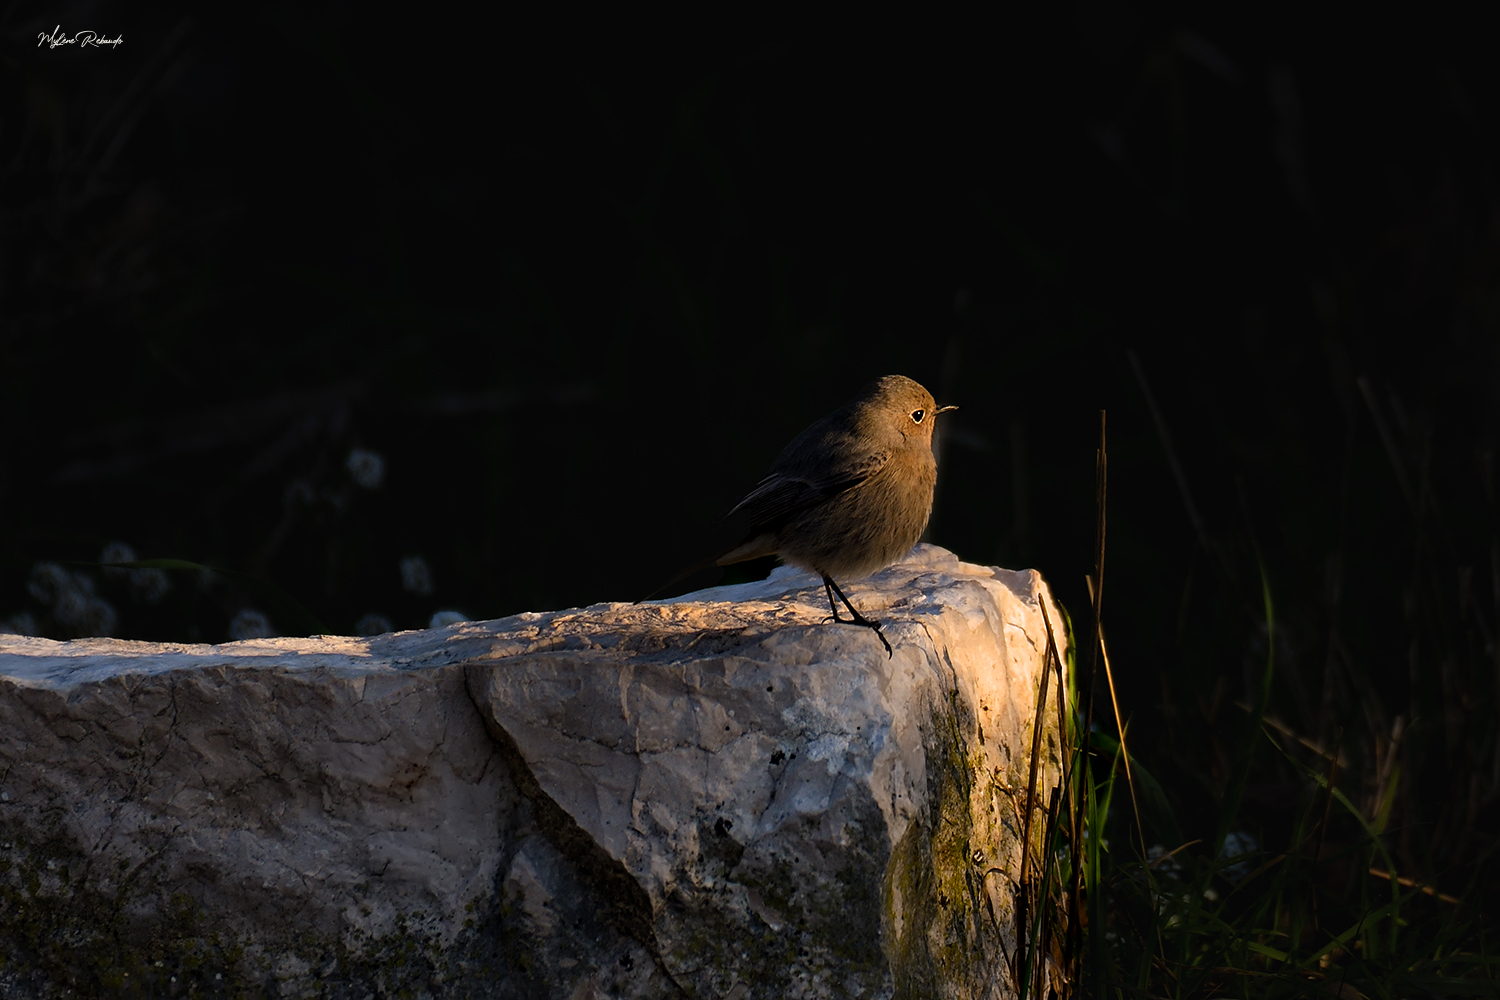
[726,448,890,528]
[636,433,888,603]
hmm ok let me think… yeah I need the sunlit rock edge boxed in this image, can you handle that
[0,544,1067,1000]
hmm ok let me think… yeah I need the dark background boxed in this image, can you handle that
[4,6,1499,874]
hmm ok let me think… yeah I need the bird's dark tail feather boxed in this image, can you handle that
[636,512,767,604]
[635,554,726,604]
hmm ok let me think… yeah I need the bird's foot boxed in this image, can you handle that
[828,611,893,658]
[820,575,893,657]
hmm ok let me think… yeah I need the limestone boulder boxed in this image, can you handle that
[0,545,1068,999]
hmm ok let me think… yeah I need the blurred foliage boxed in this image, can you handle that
[3,2,1500,990]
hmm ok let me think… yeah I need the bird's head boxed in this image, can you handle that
[857,375,958,448]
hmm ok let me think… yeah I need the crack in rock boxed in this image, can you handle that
[1,544,1065,999]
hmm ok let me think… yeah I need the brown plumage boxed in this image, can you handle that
[646,375,956,657]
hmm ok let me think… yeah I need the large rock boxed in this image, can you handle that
[0,545,1068,999]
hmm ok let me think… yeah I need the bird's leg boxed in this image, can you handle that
[821,577,846,624]
[820,574,893,658]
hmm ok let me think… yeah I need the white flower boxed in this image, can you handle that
[130,568,171,605]
[355,613,394,636]
[100,542,137,579]
[28,562,117,637]
[429,610,469,628]
[228,609,276,640]
[346,448,386,489]
[1147,843,1185,878]
[400,556,434,596]
[26,562,72,604]
[1219,831,1259,881]
[101,542,171,604]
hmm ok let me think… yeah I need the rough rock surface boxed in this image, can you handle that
[0,545,1068,999]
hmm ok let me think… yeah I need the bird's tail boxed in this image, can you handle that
[635,554,726,604]
[635,532,779,604]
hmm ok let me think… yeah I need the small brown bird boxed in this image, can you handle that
[646,375,957,656]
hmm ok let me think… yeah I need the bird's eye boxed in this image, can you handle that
[911,409,925,423]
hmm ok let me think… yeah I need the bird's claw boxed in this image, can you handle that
[832,614,893,658]
[820,575,892,656]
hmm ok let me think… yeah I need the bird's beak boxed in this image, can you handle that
[935,405,959,415]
